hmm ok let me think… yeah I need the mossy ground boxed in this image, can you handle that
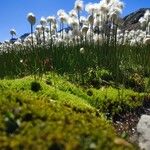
[0,73,143,149]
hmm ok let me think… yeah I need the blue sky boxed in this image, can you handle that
[0,0,150,42]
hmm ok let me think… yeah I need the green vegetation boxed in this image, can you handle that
[0,44,150,85]
[0,1,150,149]
[0,73,146,149]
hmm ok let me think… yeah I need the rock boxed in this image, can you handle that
[20,33,30,41]
[122,8,150,31]
[137,115,150,150]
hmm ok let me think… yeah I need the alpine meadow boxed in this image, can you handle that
[0,0,150,149]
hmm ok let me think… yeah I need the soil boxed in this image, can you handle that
[113,100,150,145]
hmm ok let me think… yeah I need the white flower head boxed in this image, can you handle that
[99,2,109,14]
[139,17,146,27]
[14,41,22,47]
[80,16,87,24]
[10,29,16,36]
[45,26,50,33]
[47,16,56,24]
[81,25,89,34]
[52,24,58,30]
[69,9,78,18]
[57,9,64,16]
[74,0,84,11]
[27,12,36,25]
[40,17,47,26]
[80,47,85,53]
[143,37,150,45]
[85,3,97,14]
[68,17,79,28]
[110,0,124,10]
[144,10,150,21]
[93,34,103,44]
[92,3,100,14]
[36,25,42,32]
[57,9,68,23]
[20,59,23,63]
[109,5,123,18]
[94,16,102,26]
[109,11,118,21]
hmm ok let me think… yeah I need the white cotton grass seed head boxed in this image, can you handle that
[14,41,22,47]
[68,17,79,28]
[10,29,16,36]
[85,3,96,14]
[109,0,124,10]
[93,34,103,44]
[45,26,49,33]
[81,25,89,34]
[52,24,58,30]
[144,10,150,21]
[57,9,65,16]
[109,11,118,21]
[80,16,87,24]
[27,12,36,25]
[92,3,100,14]
[57,9,68,23]
[69,9,78,18]
[47,16,56,24]
[36,24,43,33]
[40,17,47,26]
[148,22,150,27]
[80,47,85,54]
[139,17,147,28]
[109,5,123,17]
[20,59,23,63]
[143,37,150,45]
[74,0,84,11]
[99,1,109,14]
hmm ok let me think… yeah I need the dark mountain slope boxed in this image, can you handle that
[122,8,150,30]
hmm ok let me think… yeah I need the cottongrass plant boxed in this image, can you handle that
[27,12,36,46]
[10,29,16,39]
[0,0,150,86]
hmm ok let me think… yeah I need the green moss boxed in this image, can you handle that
[0,73,142,149]
[0,91,134,150]
[89,87,145,116]
[0,73,147,116]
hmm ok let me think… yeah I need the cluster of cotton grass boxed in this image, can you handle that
[25,0,126,46]
[122,9,150,46]
[139,10,150,44]
[0,0,150,52]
